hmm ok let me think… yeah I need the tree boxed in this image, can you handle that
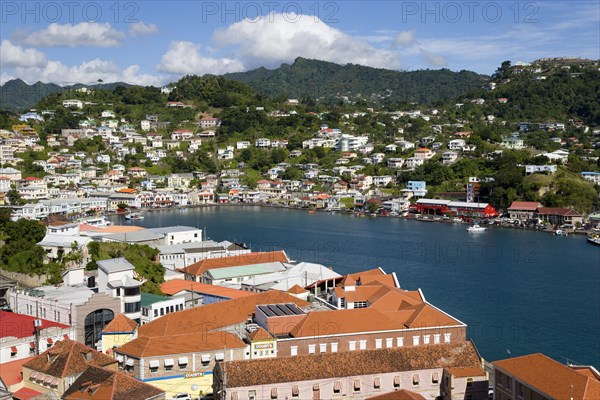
[7,188,23,205]
[493,60,512,80]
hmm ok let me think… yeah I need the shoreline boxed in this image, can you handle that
[106,202,592,237]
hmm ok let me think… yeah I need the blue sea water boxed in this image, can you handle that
[115,206,600,366]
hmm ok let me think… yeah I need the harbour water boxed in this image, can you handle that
[114,206,600,366]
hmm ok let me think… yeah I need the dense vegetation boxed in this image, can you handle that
[0,209,48,276]
[86,242,165,295]
[224,57,488,105]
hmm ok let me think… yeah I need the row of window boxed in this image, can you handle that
[236,373,440,400]
[145,303,184,318]
[290,333,452,355]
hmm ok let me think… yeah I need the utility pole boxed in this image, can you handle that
[34,318,41,355]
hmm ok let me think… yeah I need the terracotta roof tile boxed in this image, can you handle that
[160,279,253,299]
[222,341,482,387]
[1,311,69,339]
[23,339,117,378]
[102,314,138,333]
[286,284,307,294]
[177,251,289,277]
[367,390,426,400]
[62,365,164,400]
[249,327,272,341]
[137,291,309,338]
[493,353,600,400]
[0,356,34,386]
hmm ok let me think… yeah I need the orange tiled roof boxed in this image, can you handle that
[287,284,307,294]
[116,331,246,358]
[0,357,34,386]
[23,339,117,378]
[177,251,289,277]
[493,353,600,400]
[62,365,164,400]
[367,390,426,400]
[221,341,482,387]
[102,314,138,333]
[249,327,272,341]
[138,290,309,338]
[160,279,253,299]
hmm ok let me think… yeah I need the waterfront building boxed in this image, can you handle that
[160,279,253,307]
[140,292,186,325]
[414,199,498,218]
[507,201,543,221]
[154,240,250,270]
[493,353,599,400]
[535,207,583,226]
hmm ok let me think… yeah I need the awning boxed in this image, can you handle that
[51,378,59,386]
[393,376,401,386]
[126,359,135,366]
[10,346,17,353]
[374,377,381,388]
[149,360,160,368]
[313,384,319,391]
[44,376,52,384]
[164,358,174,366]
[63,334,69,340]
[178,357,188,365]
[353,380,361,390]
[215,353,224,361]
[29,342,36,349]
[201,354,210,363]
[333,381,341,392]
[29,371,38,380]
[432,372,439,383]
[115,355,124,362]
[270,388,277,399]
[36,374,45,382]
[413,374,420,384]
[47,338,53,344]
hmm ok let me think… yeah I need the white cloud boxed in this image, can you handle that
[212,12,401,70]
[157,41,245,75]
[20,22,125,47]
[420,50,448,67]
[395,30,416,47]
[0,40,47,68]
[129,22,158,37]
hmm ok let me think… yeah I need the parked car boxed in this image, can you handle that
[173,394,192,400]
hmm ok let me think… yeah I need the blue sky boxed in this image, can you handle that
[1,1,598,85]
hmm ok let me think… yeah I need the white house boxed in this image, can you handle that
[96,258,143,323]
[373,175,394,187]
[448,139,466,150]
[255,138,271,148]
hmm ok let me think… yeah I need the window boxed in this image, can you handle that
[386,338,393,348]
[270,387,278,399]
[154,309,158,317]
[290,346,298,356]
[349,341,356,351]
[506,378,512,390]
[160,308,164,316]
[84,309,115,348]
[116,288,121,296]
[432,372,439,383]
[149,360,159,372]
[291,386,299,398]
[354,301,367,308]
[433,334,440,344]
[308,344,316,354]
[359,340,367,350]
[319,343,327,353]
[124,287,140,296]
[497,373,503,387]
[444,333,451,343]
[248,390,256,400]
[375,339,382,349]
[340,298,346,308]
[412,374,420,386]
[423,335,430,345]
[397,337,404,347]
[518,383,524,398]
[331,343,338,353]
[124,302,141,313]
[178,357,188,369]
[374,377,381,390]
[353,380,361,392]
[164,359,174,371]
[413,336,420,346]
[10,346,17,357]
[393,376,401,388]
[467,378,473,387]
[333,381,341,394]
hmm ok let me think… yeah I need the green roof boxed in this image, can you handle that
[207,262,286,280]
[141,292,168,307]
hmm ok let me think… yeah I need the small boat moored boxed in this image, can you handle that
[125,212,144,220]
[467,224,486,232]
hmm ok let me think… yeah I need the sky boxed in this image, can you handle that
[1,0,598,86]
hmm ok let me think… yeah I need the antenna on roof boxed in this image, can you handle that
[506,349,511,358]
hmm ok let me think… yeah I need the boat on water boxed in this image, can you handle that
[552,229,568,236]
[587,235,600,246]
[467,224,486,232]
[80,216,112,227]
[307,210,316,214]
[125,212,144,220]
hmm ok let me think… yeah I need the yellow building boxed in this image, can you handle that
[101,313,138,356]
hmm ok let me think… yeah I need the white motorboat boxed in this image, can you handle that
[467,224,486,232]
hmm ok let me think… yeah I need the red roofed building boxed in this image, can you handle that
[507,201,543,221]
[535,207,583,226]
[0,311,73,364]
[493,353,600,400]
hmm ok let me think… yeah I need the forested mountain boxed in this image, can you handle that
[0,79,132,112]
[223,57,488,104]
